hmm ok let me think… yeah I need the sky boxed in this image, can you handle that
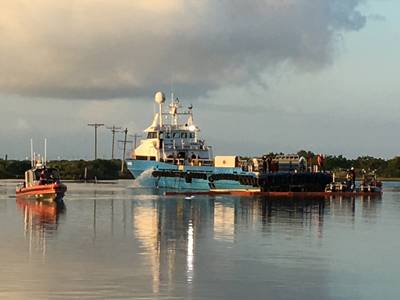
[0,0,399,160]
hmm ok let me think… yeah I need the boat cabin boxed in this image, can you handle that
[24,167,60,187]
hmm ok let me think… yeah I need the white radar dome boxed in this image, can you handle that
[154,91,166,104]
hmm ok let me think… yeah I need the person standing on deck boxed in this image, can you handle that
[317,154,325,172]
[349,167,356,191]
[39,170,46,185]
[262,155,268,174]
[267,156,273,173]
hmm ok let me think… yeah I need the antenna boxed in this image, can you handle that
[30,139,34,167]
[44,138,47,165]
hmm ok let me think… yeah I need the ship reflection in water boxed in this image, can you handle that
[1,182,395,300]
[128,192,383,297]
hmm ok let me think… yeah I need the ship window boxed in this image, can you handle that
[147,132,157,139]
[165,132,171,139]
[172,132,178,138]
[181,132,187,139]
[189,132,195,139]
[135,156,148,160]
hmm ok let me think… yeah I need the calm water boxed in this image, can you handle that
[1,180,400,300]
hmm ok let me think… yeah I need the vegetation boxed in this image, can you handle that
[0,160,31,179]
[0,152,400,180]
[297,151,400,179]
[0,159,133,180]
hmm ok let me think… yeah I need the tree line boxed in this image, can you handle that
[0,152,399,180]
[0,159,133,180]
[297,150,400,178]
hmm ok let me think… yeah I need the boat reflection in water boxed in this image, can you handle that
[16,196,65,256]
[128,193,381,293]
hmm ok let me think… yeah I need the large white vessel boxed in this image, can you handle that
[126,91,256,190]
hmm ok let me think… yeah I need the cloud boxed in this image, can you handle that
[0,0,366,99]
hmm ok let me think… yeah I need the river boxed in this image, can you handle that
[1,180,399,299]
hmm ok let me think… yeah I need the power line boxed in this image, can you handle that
[106,125,122,159]
[88,123,104,160]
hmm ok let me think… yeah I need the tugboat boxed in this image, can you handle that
[126,91,256,190]
[16,149,67,202]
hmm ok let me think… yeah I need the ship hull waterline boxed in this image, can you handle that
[127,159,255,190]
[16,183,67,202]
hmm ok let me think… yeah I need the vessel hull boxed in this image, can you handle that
[126,159,254,190]
[16,183,67,202]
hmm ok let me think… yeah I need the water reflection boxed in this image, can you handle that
[130,194,382,293]
[214,202,235,242]
[326,194,382,220]
[5,182,388,299]
[16,197,65,257]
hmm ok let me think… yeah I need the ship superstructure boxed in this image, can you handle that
[126,91,254,190]
[132,92,212,165]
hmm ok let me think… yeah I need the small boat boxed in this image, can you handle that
[325,170,382,194]
[358,171,382,193]
[16,162,67,202]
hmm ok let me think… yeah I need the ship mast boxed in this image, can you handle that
[155,92,166,161]
[30,139,34,167]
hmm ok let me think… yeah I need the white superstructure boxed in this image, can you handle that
[132,92,213,165]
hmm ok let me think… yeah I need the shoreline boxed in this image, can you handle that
[378,178,400,182]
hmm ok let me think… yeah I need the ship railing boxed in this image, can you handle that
[161,158,213,166]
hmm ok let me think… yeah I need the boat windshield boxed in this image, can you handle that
[34,168,60,183]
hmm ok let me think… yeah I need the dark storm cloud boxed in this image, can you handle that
[0,0,367,99]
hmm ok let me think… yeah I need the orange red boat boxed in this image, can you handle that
[16,162,67,202]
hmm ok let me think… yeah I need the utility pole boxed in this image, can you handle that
[106,125,122,159]
[128,133,142,159]
[118,128,132,173]
[88,123,104,160]
[130,133,143,150]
